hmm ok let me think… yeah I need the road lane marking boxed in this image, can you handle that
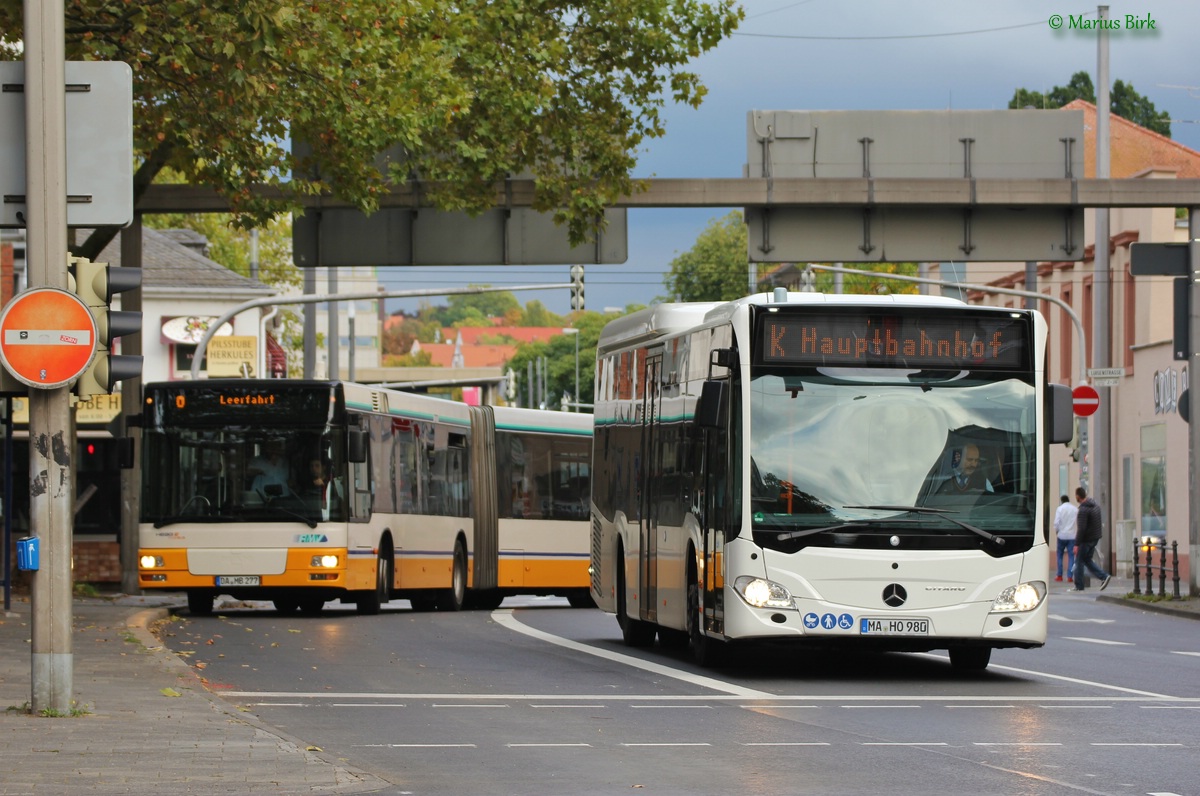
[1091,743,1184,747]
[1063,637,1134,646]
[355,743,476,748]
[1170,651,1200,657]
[1048,615,1115,623]
[862,742,947,746]
[491,609,775,699]
[621,743,711,747]
[231,692,1200,704]
[974,742,1062,746]
[507,743,591,747]
[742,742,830,746]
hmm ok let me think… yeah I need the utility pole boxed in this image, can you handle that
[24,0,74,714]
[1093,4,1113,566]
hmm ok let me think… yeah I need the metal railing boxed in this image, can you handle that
[1131,540,1181,599]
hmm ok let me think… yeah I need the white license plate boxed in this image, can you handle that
[216,575,261,587]
[860,617,929,636]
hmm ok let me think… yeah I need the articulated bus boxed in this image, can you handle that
[137,380,593,615]
[590,292,1074,670]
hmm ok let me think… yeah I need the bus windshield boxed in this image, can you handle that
[141,427,348,527]
[748,367,1036,554]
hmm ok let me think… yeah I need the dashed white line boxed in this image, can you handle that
[974,742,1062,747]
[621,743,712,747]
[862,742,948,746]
[1062,636,1134,646]
[742,742,830,746]
[1091,743,1184,747]
[506,743,591,748]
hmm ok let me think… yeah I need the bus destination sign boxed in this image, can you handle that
[758,311,1029,370]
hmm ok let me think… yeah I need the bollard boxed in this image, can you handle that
[1132,538,1142,595]
[1170,541,1181,599]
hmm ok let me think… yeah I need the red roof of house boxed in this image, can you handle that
[422,342,518,369]
[1063,99,1200,178]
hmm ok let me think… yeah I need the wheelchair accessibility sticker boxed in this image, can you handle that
[803,612,855,631]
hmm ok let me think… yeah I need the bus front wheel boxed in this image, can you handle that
[949,646,991,671]
[187,590,214,616]
[616,554,655,647]
[356,548,392,615]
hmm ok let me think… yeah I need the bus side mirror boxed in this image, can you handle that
[1047,384,1074,445]
[696,380,727,430]
[348,429,367,463]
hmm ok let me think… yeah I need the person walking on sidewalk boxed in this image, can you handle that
[1072,486,1110,592]
[1053,493,1077,582]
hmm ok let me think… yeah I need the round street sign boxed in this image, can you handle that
[0,287,98,389]
[1072,384,1100,417]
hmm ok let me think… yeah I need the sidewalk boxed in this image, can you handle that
[1053,572,1200,619]
[0,592,391,796]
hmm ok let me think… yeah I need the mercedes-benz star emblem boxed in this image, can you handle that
[882,583,907,607]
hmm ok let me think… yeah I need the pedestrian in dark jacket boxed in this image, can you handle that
[1072,487,1110,591]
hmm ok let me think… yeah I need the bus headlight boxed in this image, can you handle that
[311,555,339,568]
[140,555,164,569]
[991,581,1046,613]
[734,576,794,609]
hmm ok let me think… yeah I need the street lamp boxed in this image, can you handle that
[562,328,580,412]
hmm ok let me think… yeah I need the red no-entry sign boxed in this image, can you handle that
[1072,384,1100,417]
[0,288,97,389]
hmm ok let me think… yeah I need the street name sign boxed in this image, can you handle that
[0,288,97,388]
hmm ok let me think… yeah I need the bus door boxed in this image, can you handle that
[639,354,662,623]
[701,403,728,636]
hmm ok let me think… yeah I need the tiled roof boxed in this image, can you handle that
[1063,99,1200,178]
[94,227,272,294]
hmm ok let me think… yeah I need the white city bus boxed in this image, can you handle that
[589,292,1074,670]
[137,380,592,615]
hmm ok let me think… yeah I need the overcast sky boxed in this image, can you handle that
[380,1,1200,318]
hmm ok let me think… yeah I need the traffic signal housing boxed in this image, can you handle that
[69,256,143,397]
[570,265,585,311]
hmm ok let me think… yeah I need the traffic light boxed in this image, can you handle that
[69,256,143,397]
[570,265,585,311]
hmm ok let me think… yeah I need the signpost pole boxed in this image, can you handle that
[23,0,74,715]
[1190,216,1199,597]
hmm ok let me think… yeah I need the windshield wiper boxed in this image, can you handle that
[257,505,319,528]
[844,505,1005,547]
[153,514,238,529]
[770,518,922,541]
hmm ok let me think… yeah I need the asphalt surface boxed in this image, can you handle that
[0,576,1195,795]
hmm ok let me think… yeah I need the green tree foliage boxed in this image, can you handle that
[0,0,742,261]
[506,312,606,410]
[811,263,919,295]
[1008,71,1170,136]
[662,211,761,302]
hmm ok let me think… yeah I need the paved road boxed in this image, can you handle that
[156,592,1200,796]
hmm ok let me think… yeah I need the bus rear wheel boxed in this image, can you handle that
[949,646,991,671]
[438,542,467,611]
